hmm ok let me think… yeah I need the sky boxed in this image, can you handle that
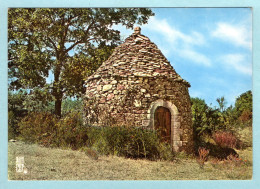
[113,8,252,108]
[46,8,252,108]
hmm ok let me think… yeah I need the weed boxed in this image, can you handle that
[197,147,210,168]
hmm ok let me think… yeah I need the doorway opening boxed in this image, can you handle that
[154,106,171,143]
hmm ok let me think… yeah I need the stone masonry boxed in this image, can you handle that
[84,27,193,152]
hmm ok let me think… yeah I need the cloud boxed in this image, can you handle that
[220,54,252,75]
[146,17,206,46]
[189,89,204,98]
[179,49,211,66]
[143,17,211,66]
[211,22,252,49]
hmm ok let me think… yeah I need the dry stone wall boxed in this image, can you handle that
[84,27,193,152]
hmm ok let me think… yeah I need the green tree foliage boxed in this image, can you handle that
[61,98,83,115]
[8,89,55,138]
[8,8,154,116]
[216,96,227,112]
[191,91,252,152]
[191,98,220,144]
[234,90,252,123]
[8,91,27,139]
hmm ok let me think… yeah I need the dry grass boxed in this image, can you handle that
[8,141,252,180]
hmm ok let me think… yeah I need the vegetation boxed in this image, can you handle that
[191,90,252,154]
[7,8,253,180]
[8,141,252,180]
[8,8,154,116]
[9,90,253,156]
[17,111,174,160]
[8,79,252,179]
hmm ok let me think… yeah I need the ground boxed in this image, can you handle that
[8,141,252,180]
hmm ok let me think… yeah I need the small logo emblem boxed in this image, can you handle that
[16,156,25,173]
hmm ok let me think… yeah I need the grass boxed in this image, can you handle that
[8,141,252,180]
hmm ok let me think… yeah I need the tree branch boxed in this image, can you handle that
[64,21,95,54]
[47,37,58,54]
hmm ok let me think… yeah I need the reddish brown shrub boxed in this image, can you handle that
[197,147,210,168]
[18,112,58,145]
[213,131,238,149]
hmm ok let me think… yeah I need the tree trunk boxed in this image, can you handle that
[53,58,62,117]
[54,96,62,117]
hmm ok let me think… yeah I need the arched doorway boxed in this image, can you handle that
[147,99,181,151]
[154,106,171,143]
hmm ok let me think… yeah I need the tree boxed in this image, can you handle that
[191,97,220,142]
[216,96,227,112]
[8,8,154,116]
[8,90,28,138]
[234,90,252,123]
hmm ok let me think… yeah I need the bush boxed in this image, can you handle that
[86,126,174,160]
[213,131,238,149]
[18,112,58,144]
[236,127,252,148]
[18,112,88,149]
[55,112,88,149]
[18,112,175,160]
[8,111,20,139]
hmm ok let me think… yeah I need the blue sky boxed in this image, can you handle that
[113,8,252,108]
[46,8,252,108]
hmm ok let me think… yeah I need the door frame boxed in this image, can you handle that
[148,99,182,151]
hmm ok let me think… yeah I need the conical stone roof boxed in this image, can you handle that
[87,27,190,86]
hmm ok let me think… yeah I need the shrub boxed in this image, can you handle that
[197,147,209,168]
[17,112,175,160]
[239,110,252,123]
[237,127,252,148]
[213,131,238,149]
[55,112,88,149]
[86,126,173,160]
[18,112,88,149]
[8,111,20,139]
[18,112,58,144]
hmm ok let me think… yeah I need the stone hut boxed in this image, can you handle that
[84,27,193,152]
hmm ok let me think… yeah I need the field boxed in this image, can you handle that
[8,141,252,180]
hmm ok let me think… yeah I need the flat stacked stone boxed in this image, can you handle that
[87,27,190,86]
[84,27,193,153]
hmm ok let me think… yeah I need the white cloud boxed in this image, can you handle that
[220,54,252,75]
[211,22,252,49]
[143,17,211,66]
[189,89,204,98]
[146,17,206,46]
[179,49,211,66]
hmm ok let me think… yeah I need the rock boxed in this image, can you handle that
[113,90,118,95]
[134,100,142,107]
[103,85,113,92]
[107,93,114,100]
[111,80,117,84]
[142,120,150,127]
[141,88,146,93]
[97,85,102,91]
[117,84,125,90]
[145,93,151,98]
[153,72,160,76]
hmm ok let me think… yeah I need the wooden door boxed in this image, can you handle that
[154,106,171,143]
